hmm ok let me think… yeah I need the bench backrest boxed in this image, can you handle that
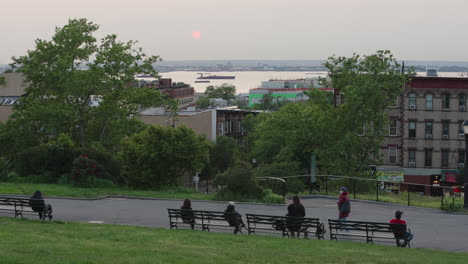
[328,219,407,234]
[247,214,321,228]
[167,209,204,220]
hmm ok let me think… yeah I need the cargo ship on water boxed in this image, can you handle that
[197,73,235,80]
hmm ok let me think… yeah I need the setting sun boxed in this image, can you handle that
[192,31,201,39]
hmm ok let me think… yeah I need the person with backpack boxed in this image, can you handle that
[29,190,53,220]
[224,201,245,234]
[337,187,350,231]
[286,196,306,238]
[180,199,195,230]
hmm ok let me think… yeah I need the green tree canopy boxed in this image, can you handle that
[204,83,236,101]
[119,125,210,188]
[250,51,412,176]
[8,18,166,149]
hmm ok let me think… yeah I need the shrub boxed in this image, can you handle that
[119,126,210,188]
[261,189,284,204]
[214,161,264,199]
[71,155,102,187]
[15,145,75,181]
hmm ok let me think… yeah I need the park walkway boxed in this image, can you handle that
[1,196,467,253]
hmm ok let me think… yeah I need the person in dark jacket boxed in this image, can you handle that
[286,196,306,238]
[29,190,53,220]
[337,187,350,220]
[180,199,195,230]
[337,187,350,231]
[224,201,245,234]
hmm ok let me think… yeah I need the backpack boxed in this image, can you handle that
[340,200,351,214]
[272,220,285,231]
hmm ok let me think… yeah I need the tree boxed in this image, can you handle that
[119,125,210,188]
[9,18,165,149]
[204,83,236,101]
[0,77,5,86]
[214,161,263,199]
[201,136,240,179]
[250,51,412,176]
[253,92,288,111]
[196,95,211,109]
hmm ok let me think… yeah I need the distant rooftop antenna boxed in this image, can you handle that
[426,65,438,77]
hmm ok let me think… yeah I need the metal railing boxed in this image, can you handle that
[258,174,464,208]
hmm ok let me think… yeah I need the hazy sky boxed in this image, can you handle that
[1,0,468,63]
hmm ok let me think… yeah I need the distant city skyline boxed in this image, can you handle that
[1,0,468,63]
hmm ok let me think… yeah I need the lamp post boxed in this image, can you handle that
[463,120,468,209]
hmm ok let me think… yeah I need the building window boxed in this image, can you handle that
[408,121,416,138]
[424,149,432,167]
[224,122,229,133]
[459,121,464,137]
[459,94,466,111]
[441,150,449,168]
[425,93,433,110]
[389,119,398,136]
[458,150,465,165]
[408,150,416,167]
[408,93,416,108]
[388,147,397,164]
[425,120,433,139]
[442,93,450,110]
[236,122,241,132]
[218,123,224,134]
[442,120,450,139]
[340,93,345,105]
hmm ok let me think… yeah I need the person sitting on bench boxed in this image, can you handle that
[180,199,195,230]
[224,201,245,234]
[29,190,53,220]
[286,196,306,238]
[389,210,413,247]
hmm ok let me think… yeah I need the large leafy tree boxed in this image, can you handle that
[119,125,210,188]
[250,51,412,176]
[204,83,236,100]
[9,18,165,148]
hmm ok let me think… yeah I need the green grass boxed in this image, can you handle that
[0,217,466,264]
[0,182,214,200]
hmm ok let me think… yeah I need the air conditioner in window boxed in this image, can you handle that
[459,163,465,169]
[425,134,432,139]
[460,133,465,139]
[408,162,416,168]
[442,134,449,139]
[409,105,416,110]
[460,106,466,112]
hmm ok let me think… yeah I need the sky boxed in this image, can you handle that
[1,0,468,63]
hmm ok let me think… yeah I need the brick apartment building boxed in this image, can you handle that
[380,76,468,194]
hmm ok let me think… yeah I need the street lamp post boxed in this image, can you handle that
[463,121,468,209]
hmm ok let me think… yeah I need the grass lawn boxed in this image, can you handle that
[0,217,466,264]
[0,182,214,200]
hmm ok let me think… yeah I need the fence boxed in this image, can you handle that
[258,174,464,208]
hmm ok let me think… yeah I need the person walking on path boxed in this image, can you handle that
[180,199,195,230]
[286,196,306,238]
[337,187,350,231]
[29,190,53,220]
[224,201,245,234]
[390,210,414,247]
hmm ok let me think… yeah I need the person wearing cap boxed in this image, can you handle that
[224,201,245,234]
[337,187,350,221]
[389,210,414,247]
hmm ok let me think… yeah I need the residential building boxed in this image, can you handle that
[380,75,468,194]
[0,73,26,122]
[138,107,261,143]
[135,77,195,109]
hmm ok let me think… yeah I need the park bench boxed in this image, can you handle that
[246,213,326,239]
[167,209,245,233]
[328,219,411,248]
[0,196,52,220]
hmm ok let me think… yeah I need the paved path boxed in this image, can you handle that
[1,196,467,253]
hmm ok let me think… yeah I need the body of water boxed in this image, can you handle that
[159,71,465,94]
